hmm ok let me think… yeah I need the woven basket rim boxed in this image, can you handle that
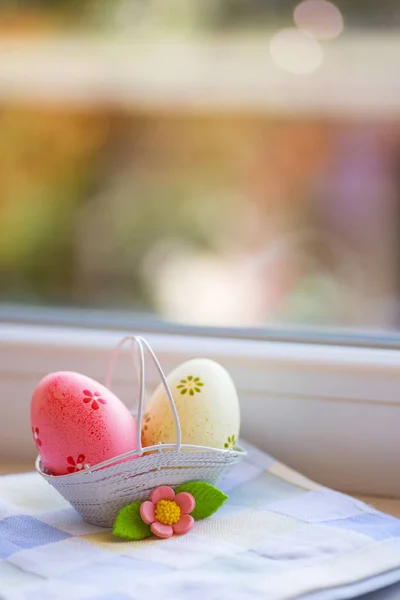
[35,443,247,481]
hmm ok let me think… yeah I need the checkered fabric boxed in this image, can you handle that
[1,442,400,600]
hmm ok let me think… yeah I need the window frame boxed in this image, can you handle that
[3,304,400,349]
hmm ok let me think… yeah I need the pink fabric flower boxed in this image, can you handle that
[140,485,195,539]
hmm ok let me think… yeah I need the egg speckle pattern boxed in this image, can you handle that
[31,371,138,475]
[141,359,240,450]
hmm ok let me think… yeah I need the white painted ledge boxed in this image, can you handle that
[0,323,399,496]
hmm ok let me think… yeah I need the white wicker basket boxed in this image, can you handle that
[36,335,246,527]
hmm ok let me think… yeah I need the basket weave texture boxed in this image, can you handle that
[36,336,246,527]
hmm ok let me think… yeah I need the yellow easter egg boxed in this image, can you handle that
[141,358,240,451]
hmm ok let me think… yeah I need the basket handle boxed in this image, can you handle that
[104,335,182,455]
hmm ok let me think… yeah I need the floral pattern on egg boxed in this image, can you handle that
[32,427,42,449]
[66,454,86,473]
[176,376,204,396]
[83,389,107,410]
[224,435,237,450]
[141,413,151,437]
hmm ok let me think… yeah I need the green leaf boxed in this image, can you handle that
[175,481,228,520]
[113,501,152,540]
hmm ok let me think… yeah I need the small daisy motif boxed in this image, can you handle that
[32,427,42,448]
[83,389,106,410]
[66,454,86,473]
[177,376,204,396]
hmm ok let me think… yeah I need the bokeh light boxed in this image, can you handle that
[269,28,323,75]
[149,248,266,327]
[294,0,344,40]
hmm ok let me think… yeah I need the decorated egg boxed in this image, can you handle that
[141,359,240,451]
[31,371,138,475]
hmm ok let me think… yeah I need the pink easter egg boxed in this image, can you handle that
[31,371,138,476]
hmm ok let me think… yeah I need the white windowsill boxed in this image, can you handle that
[0,323,398,497]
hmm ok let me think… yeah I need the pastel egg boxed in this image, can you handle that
[141,359,240,451]
[31,371,138,475]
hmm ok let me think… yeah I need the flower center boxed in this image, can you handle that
[155,500,181,526]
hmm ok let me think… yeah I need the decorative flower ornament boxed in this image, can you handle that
[140,486,195,538]
[113,482,227,541]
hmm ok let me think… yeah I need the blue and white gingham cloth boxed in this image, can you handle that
[1,441,400,600]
